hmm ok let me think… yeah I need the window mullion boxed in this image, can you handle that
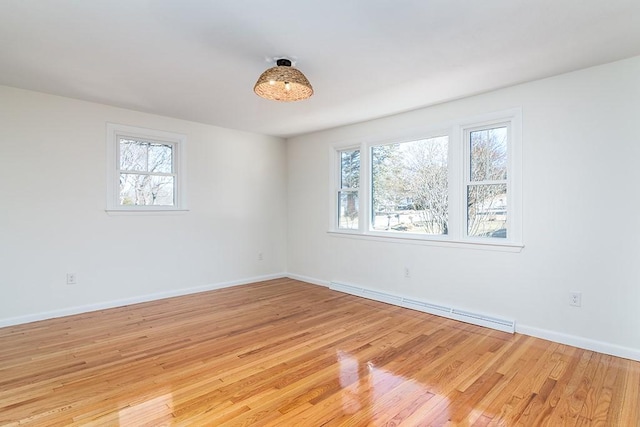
[119,170,176,177]
[359,142,367,233]
[470,179,507,185]
[448,125,463,240]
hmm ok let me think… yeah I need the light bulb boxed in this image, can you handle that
[269,80,276,85]
[284,82,291,91]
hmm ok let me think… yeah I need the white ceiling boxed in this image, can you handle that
[1,1,639,138]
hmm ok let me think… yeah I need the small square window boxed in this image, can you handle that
[106,124,187,212]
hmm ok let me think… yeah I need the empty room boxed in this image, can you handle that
[1,1,639,425]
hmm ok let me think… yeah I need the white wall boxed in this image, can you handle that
[287,56,640,359]
[0,86,287,324]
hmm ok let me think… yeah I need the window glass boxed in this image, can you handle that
[371,136,448,235]
[470,127,507,181]
[340,150,360,189]
[120,174,175,206]
[148,143,173,173]
[338,149,360,230]
[467,184,507,238]
[338,191,359,229]
[467,125,508,238]
[119,139,148,172]
[118,138,175,206]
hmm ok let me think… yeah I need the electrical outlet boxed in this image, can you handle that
[569,291,582,307]
[404,267,411,278]
[67,273,77,285]
[258,252,264,261]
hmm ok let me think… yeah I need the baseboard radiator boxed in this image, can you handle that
[329,281,516,334]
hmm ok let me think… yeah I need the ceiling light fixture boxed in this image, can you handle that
[254,58,313,102]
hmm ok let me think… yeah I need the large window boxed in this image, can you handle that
[371,136,449,235]
[332,109,521,247]
[106,124,187,212]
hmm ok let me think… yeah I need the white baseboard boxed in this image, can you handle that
[516,324,640,362]
[285,273,330,287]
[0,273,287,328]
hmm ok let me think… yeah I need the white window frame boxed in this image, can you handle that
[106,123,188,213]
[460,121,513,242]
[333,146,363,232]
[329,108,522,250]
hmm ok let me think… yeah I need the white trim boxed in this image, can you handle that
[0,273,286,328]
[517,324,640,362]
[328,145,337,231]
[327,230,524,252]
[105,209,190,216]
[286,273,330,287]
[449,123,463,241]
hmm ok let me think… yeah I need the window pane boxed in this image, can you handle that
[119,174,175,206]
[467,184,507,238]
[148,143,173,173]
[371,136,448,235]
[119,139,148,172]
[340,150,360,189]
[338,191,359,229]
[470,127,507,182]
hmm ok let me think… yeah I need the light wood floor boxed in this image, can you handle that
[1,279,638,426]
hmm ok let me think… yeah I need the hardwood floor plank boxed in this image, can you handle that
[0,278,638,426]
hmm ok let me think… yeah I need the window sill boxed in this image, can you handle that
[105,208,190,216]
[327,230,524,252]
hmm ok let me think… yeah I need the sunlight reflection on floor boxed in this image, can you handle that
[118,391,174,426]
[337,350,445,423]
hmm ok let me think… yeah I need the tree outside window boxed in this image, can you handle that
[371,136,448,235]
[467,126,508,238]
[119,139,175,206]
[338,149,360,229]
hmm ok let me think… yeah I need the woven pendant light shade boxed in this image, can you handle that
[254,59,313,102]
